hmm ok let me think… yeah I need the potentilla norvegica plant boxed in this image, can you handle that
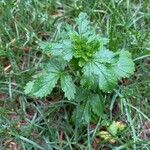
[24,12,135,124]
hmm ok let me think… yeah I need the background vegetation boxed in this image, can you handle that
[0,0,150,149]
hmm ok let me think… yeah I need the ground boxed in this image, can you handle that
[0,0,150,149]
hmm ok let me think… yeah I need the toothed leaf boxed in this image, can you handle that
[83,59,117,92]
[76,12,91,34]
[24,58,64,98]
[61,74,76,100]
[30,73,59,98]
[113,51,135,79]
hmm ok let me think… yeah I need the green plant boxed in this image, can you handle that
[24,12,135,124]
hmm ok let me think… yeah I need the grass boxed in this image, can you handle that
[0,0,150,149]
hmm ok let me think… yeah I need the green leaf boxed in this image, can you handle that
[90,94,104,116]
[44,57,66,73]
[72,89,103,124]
[28,73,59,98]
[73,87,89,102]
[76,12,90,34]
[95,49,115,64]
[83,59,117,92]
[82,49,135,92]
[71,34,101,66]
[24,81,34,94]
[39,42,52,53]
[108,121,118,136]
[61,74,76,100]
[41,40,73,61]
[61,40,73,61]
[24,58,64,98]
[113,51,135,79]
[72,88,91,124]
[80,76,96,89]
[73,98,91,124]
[81,100,91,123]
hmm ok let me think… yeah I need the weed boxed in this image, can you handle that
[0,0,150,149]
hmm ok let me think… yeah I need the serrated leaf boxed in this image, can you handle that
[24,58,64,98]
[24,81,34,94]
[72,89,103,124]
[113,51,135,79]
[97,67,117,92]
[42,40,73,61]
[72,88,91,124]
[39,42,52,53]
[61,74,76,100]
[80,100,91,123]
[30,73,59,98]
[61,40,73,61]
[83,59,117,92]
[76,12,90,34]
[72,98,91,124]
[95,49,115,63]
[44,57,66,73]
